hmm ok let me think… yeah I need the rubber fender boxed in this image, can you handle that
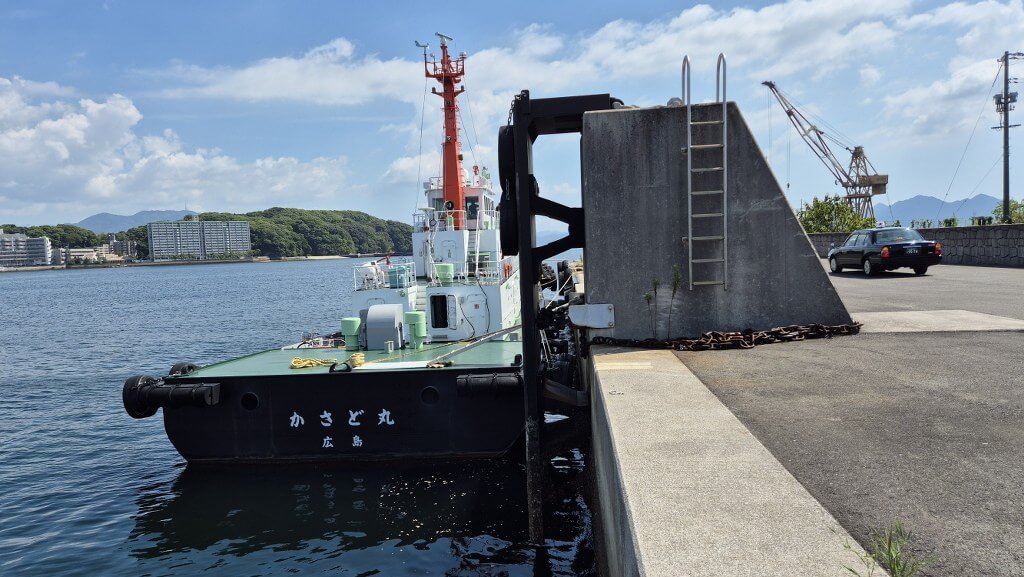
[168,362,198,376]
[498,125,519,256]
[498,125,515,194]
[123,375,159,419]
[499,199,519,256]
[456,373,523,398]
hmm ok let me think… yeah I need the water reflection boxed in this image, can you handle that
[130,460,541,574]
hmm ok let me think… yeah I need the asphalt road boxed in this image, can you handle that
[822,259,1024,320]
[677,265,1024,577]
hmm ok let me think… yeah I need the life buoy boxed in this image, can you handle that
[503,261,513,280]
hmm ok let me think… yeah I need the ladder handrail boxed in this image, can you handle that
[682,53,729,291]
[717,53,728,290]
[682,56,693,290]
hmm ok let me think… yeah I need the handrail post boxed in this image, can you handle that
[682,56,693,290]
[717,54,728,290]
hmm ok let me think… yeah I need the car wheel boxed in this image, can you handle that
[863,258,875,276]
[913,266,928,275]
[829,257,842,273]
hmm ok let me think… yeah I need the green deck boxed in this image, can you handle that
[186,339,523,378]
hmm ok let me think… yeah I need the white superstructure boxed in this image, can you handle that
[351,165,520,344]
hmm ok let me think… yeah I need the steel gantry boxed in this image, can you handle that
[763,81,888,220]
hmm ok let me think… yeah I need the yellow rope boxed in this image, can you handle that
[290,357,338,369]
[347,352,366,367]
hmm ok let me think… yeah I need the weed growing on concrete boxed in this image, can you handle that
[843,520,928,577]
[667,265,681,339]
[651,279,661,338]
[643,291,655,338]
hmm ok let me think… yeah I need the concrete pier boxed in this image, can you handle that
[590,346,872,576]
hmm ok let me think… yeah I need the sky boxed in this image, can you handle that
[1,0,1022,229]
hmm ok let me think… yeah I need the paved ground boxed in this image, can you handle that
[676,264,1024,577]
[823,259,1024,320]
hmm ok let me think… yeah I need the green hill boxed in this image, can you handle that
[0,223,104,248]
[198,208,412,258]
[6,208,413,259]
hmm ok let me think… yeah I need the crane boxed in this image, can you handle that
[762,81,888,221]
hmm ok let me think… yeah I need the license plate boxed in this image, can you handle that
[905,247,920,255]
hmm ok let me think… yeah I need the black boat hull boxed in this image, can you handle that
[161,367,525,463]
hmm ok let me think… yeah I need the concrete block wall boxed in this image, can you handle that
[808,224,1024,267]
[581,103,852,340]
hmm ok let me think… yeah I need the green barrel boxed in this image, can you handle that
[434,262,454,285]
[404,310,427,350]
[341,317,361,351]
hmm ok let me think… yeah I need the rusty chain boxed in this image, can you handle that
[584,322,862,355]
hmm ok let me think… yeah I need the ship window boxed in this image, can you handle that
[465,196,480,220]
[430,295,449,328]
[432,198,445,213]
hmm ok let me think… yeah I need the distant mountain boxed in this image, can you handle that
[76,210,196,233]
[873,194,1000,225]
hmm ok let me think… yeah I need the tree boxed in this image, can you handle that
[798,195,875,233]
[993,199,1024,223]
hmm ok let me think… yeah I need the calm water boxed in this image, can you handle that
[0,260,594,576]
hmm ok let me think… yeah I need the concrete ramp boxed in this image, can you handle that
[582,103,852,339]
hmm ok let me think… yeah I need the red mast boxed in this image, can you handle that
[424,33,466,229]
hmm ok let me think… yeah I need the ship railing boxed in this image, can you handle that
[353,261,417,291]
[475,209,499,230]
[413,210,468,232]
[475,256,518,285]
[413,209,500,233]
[427,260,469,286]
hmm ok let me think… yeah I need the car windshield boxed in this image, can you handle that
[874,228,924,244]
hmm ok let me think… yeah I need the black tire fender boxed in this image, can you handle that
[169,362,198,376]
[123,375,159,419]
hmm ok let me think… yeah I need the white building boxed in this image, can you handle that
[147,217,251,261]
[0,228,52,267]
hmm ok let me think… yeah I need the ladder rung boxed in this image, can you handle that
[692,258,725,263]
[693,280,725,286]
[689,144,723,150]
[691,189,724,196]
[692,212,723,218]
[691,120,724,126]
[691,167,724,173]
[691,235,725,241]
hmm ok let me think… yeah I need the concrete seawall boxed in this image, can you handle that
[808,224,1024,267]
[589,347,872,576]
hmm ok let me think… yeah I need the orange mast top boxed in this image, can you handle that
[424,33,466,229]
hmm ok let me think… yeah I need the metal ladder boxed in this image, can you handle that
[682,54,728,290]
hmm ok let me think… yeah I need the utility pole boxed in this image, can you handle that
[994,51,1023,223]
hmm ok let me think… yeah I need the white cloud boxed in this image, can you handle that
[0,76,347,223]
[881,0,1024,140]
[143,1,917,194]
[860,65,882,86]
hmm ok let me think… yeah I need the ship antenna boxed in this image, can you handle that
[413,40,430,217]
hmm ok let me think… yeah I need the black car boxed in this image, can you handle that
[828,227,942,276]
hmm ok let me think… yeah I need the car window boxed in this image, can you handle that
[854,233,869,247]
[842,234,858,247]
[875,228,924,244]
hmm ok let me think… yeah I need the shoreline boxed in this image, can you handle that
[0,253,413,274]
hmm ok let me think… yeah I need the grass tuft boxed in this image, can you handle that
[844,520,929,577]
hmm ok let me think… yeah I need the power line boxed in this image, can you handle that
[934,60,1004,222]
[952,153,1003,219]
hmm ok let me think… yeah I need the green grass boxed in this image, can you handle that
[844,520,929,577]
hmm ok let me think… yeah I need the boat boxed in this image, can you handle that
[121,33,526,463]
